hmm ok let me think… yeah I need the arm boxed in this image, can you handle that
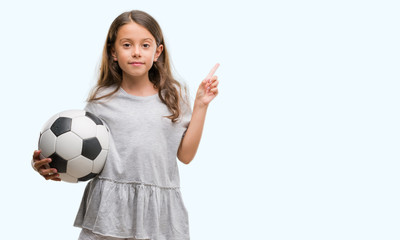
[177,103,208,164]
[177,64,220,164]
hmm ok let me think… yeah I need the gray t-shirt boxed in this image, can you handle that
[74,86,192,240]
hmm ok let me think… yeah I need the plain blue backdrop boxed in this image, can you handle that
[1,0,399,239]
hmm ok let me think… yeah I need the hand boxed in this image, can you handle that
[32,150,61,181]
[195,63,220,107]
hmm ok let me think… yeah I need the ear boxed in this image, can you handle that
[111,47,117,61]
[154,44,164,62]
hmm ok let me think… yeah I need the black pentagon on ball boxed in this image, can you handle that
[50,117,72,136]
[82,137,102,160]
[85,111,103,125]
[78,172,98,182]
[48,153,68,173]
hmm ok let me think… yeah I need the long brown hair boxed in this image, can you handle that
[89,10,187,123]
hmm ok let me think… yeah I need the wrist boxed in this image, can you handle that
[193,100,209,110]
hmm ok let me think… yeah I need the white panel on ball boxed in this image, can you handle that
[40,113,60,133]
[92,150,108,173]
[67,156,93,178]
[71,116,97,139]
[59,109,85,118]
[58,173,78,183]
[96,125,109,150]
[39,130,57,158]
[56,132,83,160]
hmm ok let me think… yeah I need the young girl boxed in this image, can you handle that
[31,10,219,240]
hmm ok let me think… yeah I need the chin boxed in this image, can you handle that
[123,72,148,80]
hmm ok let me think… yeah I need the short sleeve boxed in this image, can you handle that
[84,102,98,116]
[84,85,116,116]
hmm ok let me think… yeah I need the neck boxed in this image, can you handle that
[121,73,158,96]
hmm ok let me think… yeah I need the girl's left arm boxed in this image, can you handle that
[177,64,220,164]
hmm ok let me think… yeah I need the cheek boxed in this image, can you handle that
[117,50,130,58]
[150,49,157,58]
[145,50,157,63]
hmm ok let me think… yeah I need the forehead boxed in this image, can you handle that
[117,21,155,41]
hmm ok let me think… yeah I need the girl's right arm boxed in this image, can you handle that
[31,150,61,181]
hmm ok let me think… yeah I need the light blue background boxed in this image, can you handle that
[0,0,399,239]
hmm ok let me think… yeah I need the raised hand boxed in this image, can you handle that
[196,63,220,107]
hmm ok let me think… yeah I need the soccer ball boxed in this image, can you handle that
[38,109,109,183]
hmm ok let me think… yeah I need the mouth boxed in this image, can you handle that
[130,62,144,66]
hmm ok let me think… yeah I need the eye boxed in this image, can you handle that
[123,43,131,48]
[143,43,150,48]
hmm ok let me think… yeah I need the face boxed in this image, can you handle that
[111,21,163,81]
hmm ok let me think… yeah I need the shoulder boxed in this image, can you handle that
[89,84,120,102]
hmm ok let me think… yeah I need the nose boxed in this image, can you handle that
[132,45,141,57]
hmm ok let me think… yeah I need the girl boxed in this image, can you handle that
[31,10,219,240]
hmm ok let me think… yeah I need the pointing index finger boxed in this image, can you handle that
[206,63,220,80]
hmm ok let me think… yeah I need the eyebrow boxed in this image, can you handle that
[119,38,154,42]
